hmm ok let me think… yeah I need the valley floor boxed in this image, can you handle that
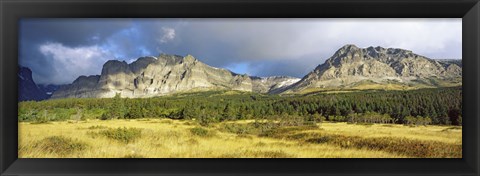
[18,119,462,158]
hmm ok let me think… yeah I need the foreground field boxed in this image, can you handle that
[19,119,462,158]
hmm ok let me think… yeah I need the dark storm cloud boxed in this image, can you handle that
[19,19,133,84]
[20,19,133,46]
[19,18,462,85]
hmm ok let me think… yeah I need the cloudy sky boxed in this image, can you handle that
[19,18,461,85]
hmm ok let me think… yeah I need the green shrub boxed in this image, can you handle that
[404,116,432,126]
[98,127,142,143]
[51,108,76,121]
[311,113,326,123]
[33,136,87,155]
[286,133,313,140]
[82,108,105,120]
[305,136,331,144]
[221,121,317,139]
[221,123,258,135]
[100,112,111,120]
[442,126,462,132]
[346,137,460,158]
[301,133,461,158]
[197,113,217,127]
[183,121,196,126]
[190,127,213,137]
[31,110,52,124]
[18,109,38,122]
[345,112,395,124]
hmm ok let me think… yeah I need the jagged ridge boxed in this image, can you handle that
[286,44,462,92]
[51,44,462,98]
[51,54,300,98]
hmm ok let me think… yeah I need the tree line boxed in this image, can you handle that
[18,87,462,125]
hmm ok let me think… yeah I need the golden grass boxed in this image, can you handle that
[318,122,462,144]
[18,119,461,158]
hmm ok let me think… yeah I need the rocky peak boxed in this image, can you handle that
[129,56,157,74]
[285,45,462,93]
[52,54,300,98]
[104,60,128,66]
[180,55,199,66]
[101,60,131,76]
[184,54,197,61]
[339,44,359,52]
[18,66,49,101]
[103,60,128,69]
[326,45,419,67]
[158,53,183,65]
[18,66,33,81]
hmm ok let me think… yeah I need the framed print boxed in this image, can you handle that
[1,0,479,175]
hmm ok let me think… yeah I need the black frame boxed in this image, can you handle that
[1,0,479,175]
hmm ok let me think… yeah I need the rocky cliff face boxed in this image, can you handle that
[285,44,462,92]
[250,76,301,94]
[51,54,300,98]
[18,66,49,101]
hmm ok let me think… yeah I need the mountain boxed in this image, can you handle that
[38,84,65,98]
[50,45,462,98]
[437,59,462,67]
[51,54,300,99]
[18,66,49,101]
[250,76,301,94]
[284,44,462,93]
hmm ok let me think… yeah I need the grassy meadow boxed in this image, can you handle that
[19,119,462,158]
[18,88,462,158]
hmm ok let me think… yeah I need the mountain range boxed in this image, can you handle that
[50,54,300,99]
[19,44,462,100]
